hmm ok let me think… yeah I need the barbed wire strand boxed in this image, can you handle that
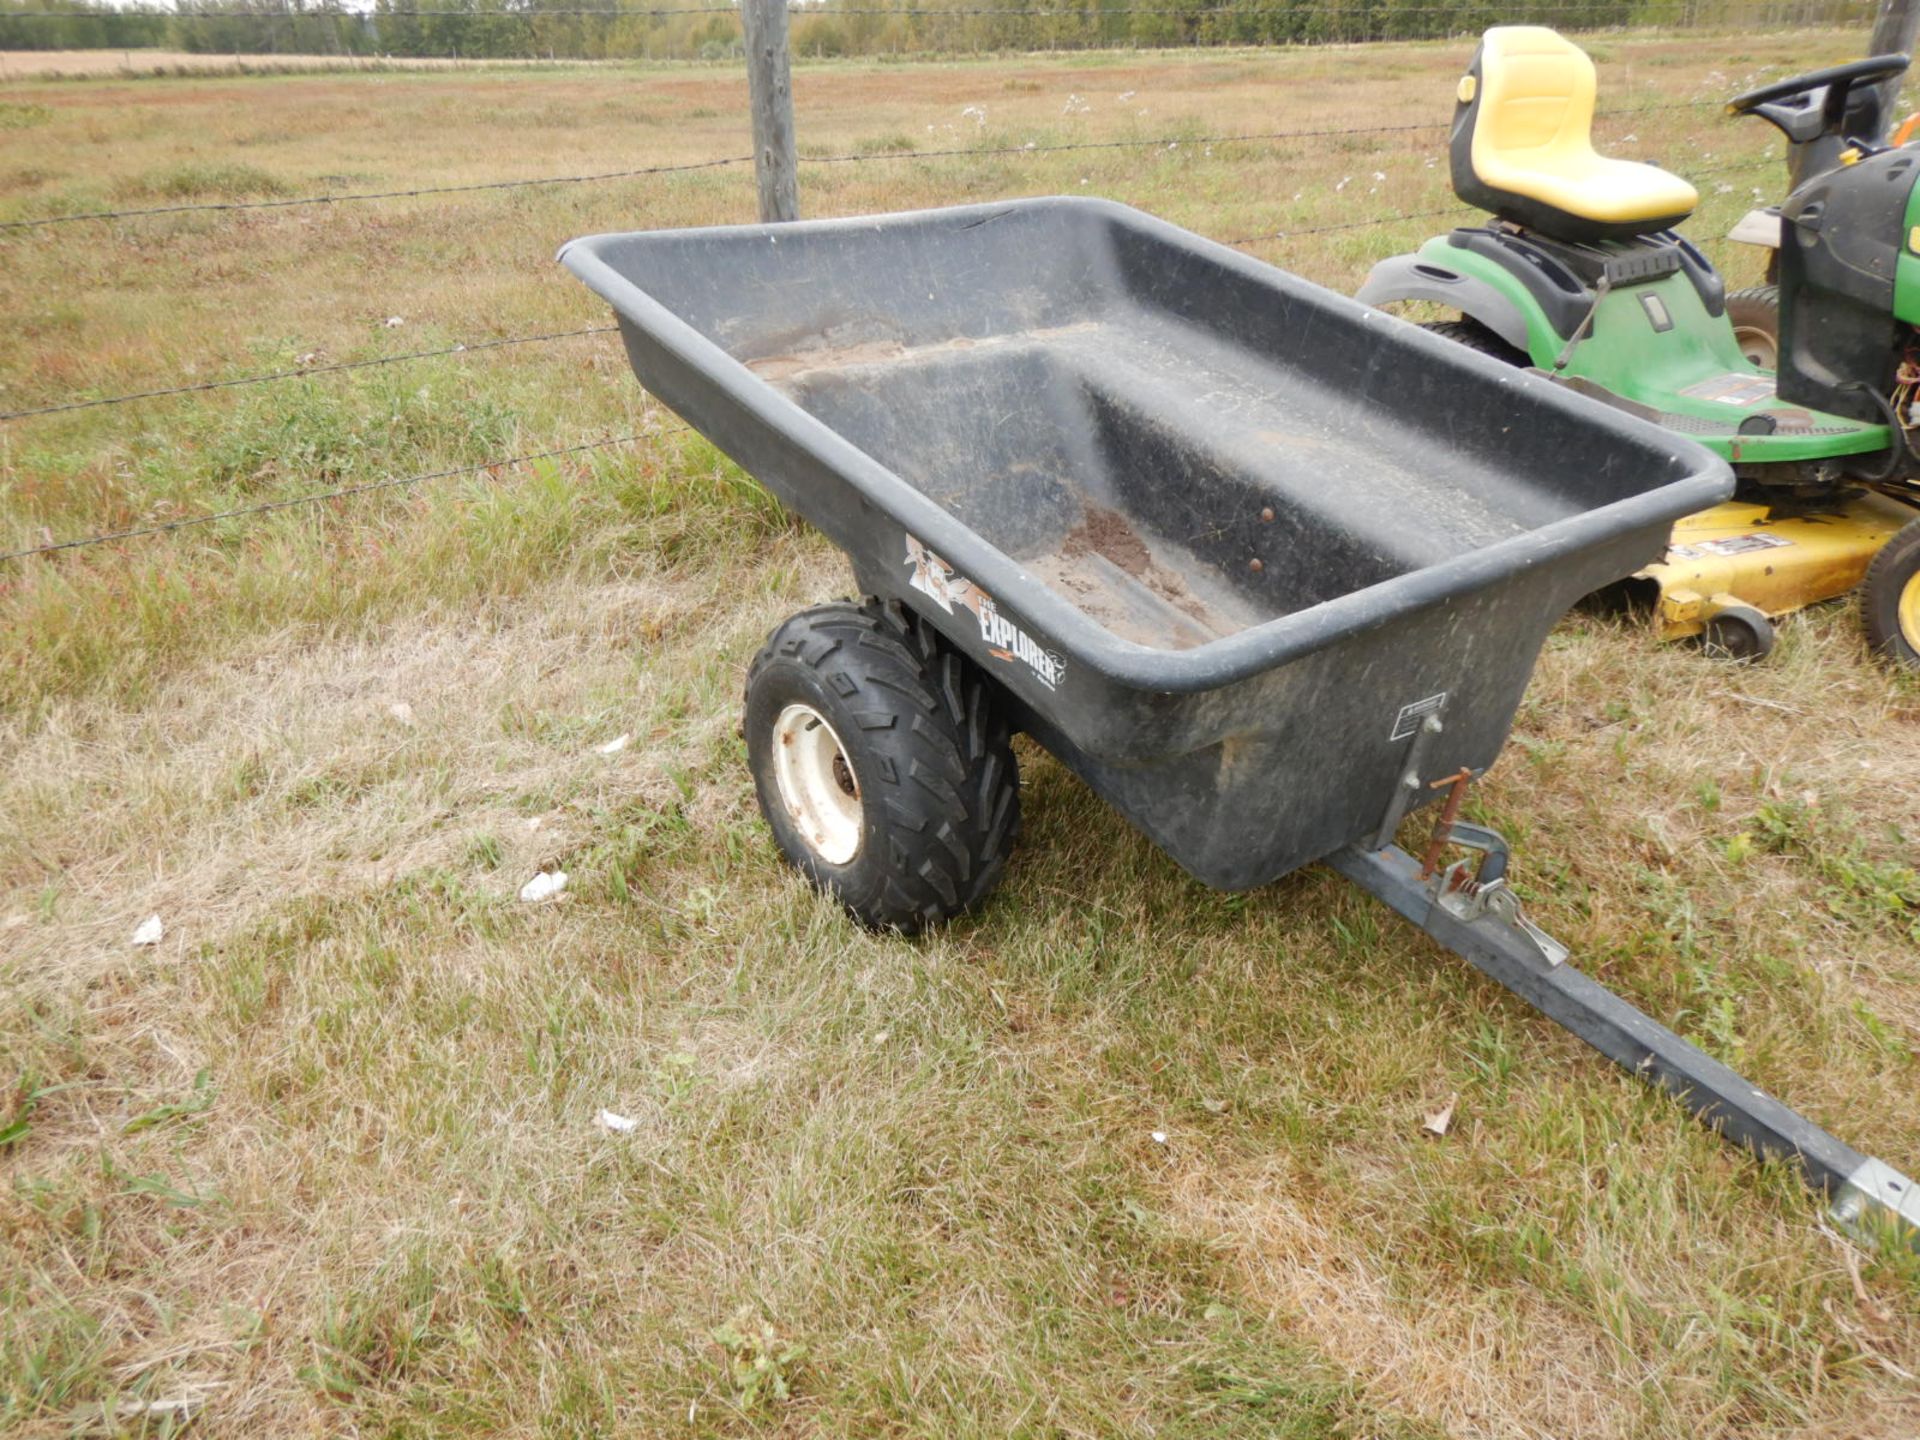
[803,101,1715,165]
[0,324,618,421]
[0,154,751,233]
[0,430,698,561]
[4,143,1774,420]
[0,123,1441,232]
[0,101,1717,233]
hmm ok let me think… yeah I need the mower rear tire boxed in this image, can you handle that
[744,598,1020,933]
[1861,517,1920,668]
[1727,286,1780,372]
[1420,319,1529,367]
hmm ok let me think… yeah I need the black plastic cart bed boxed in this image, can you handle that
[562,196,1919,1241]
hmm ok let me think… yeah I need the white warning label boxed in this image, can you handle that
[1678,373,1777,406]
[1696,532,1793,557]
[1390,691,1448,740]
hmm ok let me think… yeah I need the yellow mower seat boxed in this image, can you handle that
[1451,26,1698,241]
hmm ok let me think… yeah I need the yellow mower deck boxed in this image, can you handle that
[1639,491,1916,639]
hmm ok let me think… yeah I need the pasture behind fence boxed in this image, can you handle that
[0,5,1882,559]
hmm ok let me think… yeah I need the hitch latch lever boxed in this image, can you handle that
[1423,782,1568,970]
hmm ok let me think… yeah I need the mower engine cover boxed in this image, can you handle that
[1779,146,1920,421]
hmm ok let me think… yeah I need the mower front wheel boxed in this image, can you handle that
[1727,286,1780,372]
[743,598,1020,932]
[1702,603,1776,663]
[1861,517,1920,668]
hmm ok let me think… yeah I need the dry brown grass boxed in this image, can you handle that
[1169,1156,1641,1439]
[4,29,1919,1439]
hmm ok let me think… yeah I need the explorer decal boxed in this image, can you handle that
[904,534,1065,691]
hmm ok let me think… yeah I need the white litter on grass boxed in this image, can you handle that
[526,816,544,831]
[1423,1095,1458,1137]
[388,701,416,726]
[139,1398,202,1418]
[519,871,568,903]
[131,915,164,947]
[384,315,405,327]
[596,1108,638,1133]
[1150,1130,1169,1145]
[594,733,631,755]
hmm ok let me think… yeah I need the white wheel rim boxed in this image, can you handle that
[771,704,862,865]
[1733,324,1777,372]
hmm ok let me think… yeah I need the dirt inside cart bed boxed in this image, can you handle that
[747,313,1543,652]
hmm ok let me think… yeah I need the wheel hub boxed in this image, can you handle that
[771,703,862,864]
[1732,324,1777,371]
[1900,568,1920,653]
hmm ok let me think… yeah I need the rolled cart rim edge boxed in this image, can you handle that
[559,196,1732,695]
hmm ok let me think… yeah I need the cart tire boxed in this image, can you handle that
[1420,319,1529,367]
[1726,286,1780,372]
[1861,517,1920,668]
[1702,603,1776,662]
[744,598,1020,932]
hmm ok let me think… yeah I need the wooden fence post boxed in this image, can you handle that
[742,0,799,222]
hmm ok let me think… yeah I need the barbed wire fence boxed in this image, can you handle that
[0,5,1825,561]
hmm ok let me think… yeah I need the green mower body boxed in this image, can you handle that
[1371,229,1891,471]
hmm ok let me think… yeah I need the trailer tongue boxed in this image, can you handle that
[1330,839,1919,1240]
[562,196,1920,1244]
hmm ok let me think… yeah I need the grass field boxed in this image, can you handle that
[4,30,1920,1438]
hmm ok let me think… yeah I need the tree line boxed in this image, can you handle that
[0,0,1871,62]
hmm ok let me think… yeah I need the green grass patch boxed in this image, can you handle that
[137,161,291,201]
[0,103,53,131]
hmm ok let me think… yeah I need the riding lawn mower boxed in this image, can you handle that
[1358,26,1920,666]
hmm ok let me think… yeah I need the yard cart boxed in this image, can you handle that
[562,196,1919,1242]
